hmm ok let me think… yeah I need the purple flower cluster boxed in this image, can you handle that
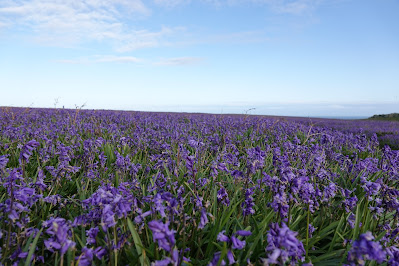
[0,155,9,169]
[217,230,252,250]
[263,222,305,265]
[79,183,137,231]
[76,246,107,266]
[148,220,176,253]
[43,217,76,255]
[242,187,255,216]
[19,139,40,164]
[347,232,386,265]
[217,186,230,206]
[209,230,252,265]
[148,220,190,265]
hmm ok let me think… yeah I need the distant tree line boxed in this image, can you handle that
[369,113,399,121]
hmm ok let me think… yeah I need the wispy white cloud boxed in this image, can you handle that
[0,0,326,51]
[265,0,322,15]
[0,0,183,50]
[154,57,204,65]
[115,26,185,52]
[56,55,142,64]
[237,0,324,15]
[56,55,203,66]
[153,0,324,15]
[203,30,269,44]
[153,0,190,8]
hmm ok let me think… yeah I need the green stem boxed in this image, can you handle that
[287,201,292,227]
[306,204,310,259]
[114,226,118,266]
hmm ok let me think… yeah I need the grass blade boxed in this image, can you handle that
[127,218,150,266]
[25,228,43,266]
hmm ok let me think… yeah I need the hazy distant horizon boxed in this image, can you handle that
[3,101,397,120]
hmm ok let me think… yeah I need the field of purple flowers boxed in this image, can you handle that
[287,117,399,150]
[0,107,398,265]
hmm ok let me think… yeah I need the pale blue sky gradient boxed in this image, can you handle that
[1,0,398,116]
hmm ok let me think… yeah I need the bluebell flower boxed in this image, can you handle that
[217,187,230,206]
[347,232,386,265]
[308,224,315,238]
[154,248,191,266]
[231,236,245,250]
[386,246,399,266]
[0,154,9,169]
[86,227,99,245]
[270,191,289,218]
[199,209,209,229]
[76,247,94,266]
[43,217,75,255]
[263,222,305,265]
[242,187,255,216]
[235,230,252,237]
[76,246,107,265]
[209,251,226,266]
[217,231,230,242]
[148,220,176,253]
[19,139,40,164]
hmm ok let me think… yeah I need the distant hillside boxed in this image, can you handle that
[368,113,399,121]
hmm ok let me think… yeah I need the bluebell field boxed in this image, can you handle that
[0,107,398,265]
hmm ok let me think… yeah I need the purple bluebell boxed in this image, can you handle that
[134,210,152,225]
[242,187,255,216]
[209,251,226,266]
[148,220,176,253]
[43,217,75,255]
[0,154,9,169]
[217,187,230,206]
[76,247,94,266]
[76,246,107,265]
[263,222,305,265]
[322,182,336,202]
[347,213,356,229]
[231,236,246,250]
[341,189,358,212]
[154,248,191,266]
[33,168,47,190]
[215,229,251,253]
[347,232,386,265]
[226,250,235,264]
[217,231,230,242]
[19,139,40,164]
[199,209,209,229]
[86,227,99,245]
[386,246,399,266]
[308,224,315,238]
[270,191,289,218]
[235,230,252,237]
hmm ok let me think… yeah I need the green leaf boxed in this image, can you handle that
[312,249,345,263]
[310,220,340,246]
[220,202,240,229]
[243,210,274,262]
[217,242,228,266]
[25,228,43,266]
[127,218,150,266]
[328,213,345,252]
[352,200,363,241]
[22,234,34,253]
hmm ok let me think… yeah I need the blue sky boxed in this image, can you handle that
[1,0,398,117]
